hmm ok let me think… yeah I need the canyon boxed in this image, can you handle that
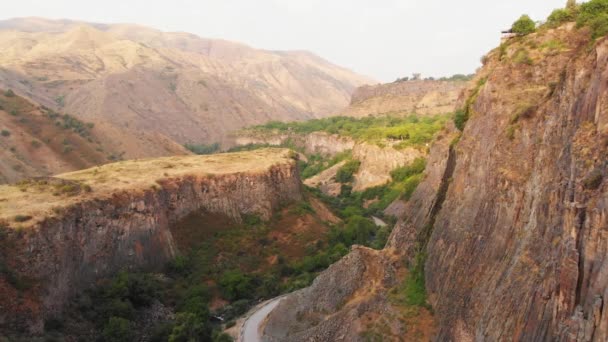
[261,20,608,342]
[4,3,608,342]
[232,130,426,192]
[0,149,301,334]
[342,79,466,118]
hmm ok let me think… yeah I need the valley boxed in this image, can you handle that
[3,1,608,341]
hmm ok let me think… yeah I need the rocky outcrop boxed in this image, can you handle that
[263,247,401,341]
[0,149,301,333]
[404,25,608,341]
[342,80,466,117]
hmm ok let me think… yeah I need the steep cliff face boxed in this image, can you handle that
[342,80,466,117]
[411,25,608,341]
[262,24,608,342]
[233,131,424,191]
[0,149,301,333]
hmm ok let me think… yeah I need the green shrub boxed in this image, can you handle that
[390,158,426,182]
[453,109,468,131]
[577,0,608,38]
[184,143,220,155]
[4,89,15,97]
[400,174,424,200]
[402,252,428,307]
[300,150,352,179]
[167,254,192,276]
[335,159,361,183]
[102,317,134,342]
[250,115,448,149]
[1,130,9,137]
[513,48,533,65]
[219,270,254,301]
[213,332,234,342]
[169,312,212,342]
[548,8,576,26]
[512,15,536,35]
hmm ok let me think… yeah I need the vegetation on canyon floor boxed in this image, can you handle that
[247,114,449,149]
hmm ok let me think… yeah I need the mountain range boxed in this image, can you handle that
[0,17,373,157]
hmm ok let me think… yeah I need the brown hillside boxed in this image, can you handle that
[0,18,373,149]
[0,90,111,183]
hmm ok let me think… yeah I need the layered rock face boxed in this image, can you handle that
[233,131,423,191]
[342,80,466,117]
[0,149,301,333]
[263,25,608,341]
[417,26,608,340]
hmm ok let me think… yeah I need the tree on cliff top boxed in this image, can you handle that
[512,15,536,35]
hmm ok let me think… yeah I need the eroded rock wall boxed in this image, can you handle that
[262,26,608,342]
[232,131,423,191]
[419,27,608,341]
[1,162,301,333]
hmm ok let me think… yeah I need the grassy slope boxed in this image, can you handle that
[0,148,294,227]
[0,90,111,183]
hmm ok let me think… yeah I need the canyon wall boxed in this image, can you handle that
[342,80,466,117]
[420,26,608,341]
[263,25,608,341]
[233,131,424,191]
[0,149,301,333]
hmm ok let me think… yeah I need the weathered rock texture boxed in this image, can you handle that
[0,149,301,333]
[263,246,434,341]
[233,131,424,191]
[341,80,466,117]
[263,24,608,342]
[407,25,608,341]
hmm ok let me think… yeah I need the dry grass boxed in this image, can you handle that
[0,148,294,228]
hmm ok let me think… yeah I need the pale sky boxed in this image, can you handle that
[3,0,567,82]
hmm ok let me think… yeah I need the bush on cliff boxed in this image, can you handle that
[548,8,577,26]
[390,158,426,182]
[511,15,536,35]
[335,159,361,183]
[577,0,608,38]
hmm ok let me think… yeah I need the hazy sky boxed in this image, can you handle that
[3,0,567,82]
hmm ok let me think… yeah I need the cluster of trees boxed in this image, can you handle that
[394,73,474,83]
[253,115,448,150]
[185,143,221,155]
[335,159,361,184]
[512,0,608,39]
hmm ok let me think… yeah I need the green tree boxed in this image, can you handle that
[511,15,536,35]
[577,0,608,38]
[4,89,15,97]
[335,160,361,184]
[102,317,134,342]
[169,313,211,342]
[219,270,254,301]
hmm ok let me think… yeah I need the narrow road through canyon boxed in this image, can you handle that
[240,297,284,342]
